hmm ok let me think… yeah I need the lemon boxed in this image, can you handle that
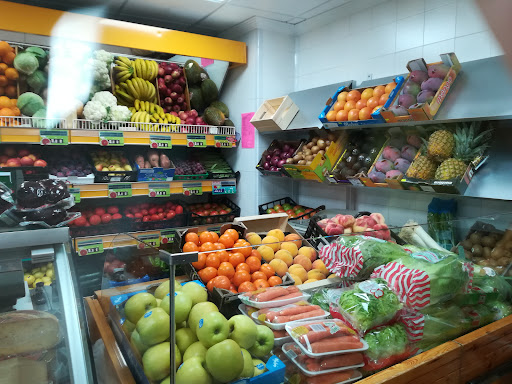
[33,272,44,279]
[24,274,35,286]
[31,268,40,274]
[46,262,53,269]
[44,281,52,286]
[33,278,44,287]
[41,276,52,283]
[46,270,54,279]
[40,266,47,273]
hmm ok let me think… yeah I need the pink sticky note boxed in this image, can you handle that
[241,112,255,149]
[201,58,214,67]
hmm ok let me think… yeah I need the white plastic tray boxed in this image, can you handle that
[251,304,329,330]
[282,343,364,377]
[274,336,292,347]
[238,304,262,324]
[285,320,368,358]
[238,291,310,309]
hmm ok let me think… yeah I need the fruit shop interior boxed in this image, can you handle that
[1,0,512,384]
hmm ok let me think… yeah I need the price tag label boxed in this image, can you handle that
[40,130,68,145]
[214,135,233,148]
[76,239,103,256]
[212,180,236,195]
[99,131,124,146]
[69,187,81,203]
[136,234,161,249]
[183,182,203,196]
[160,229,176,245]
[149,135,172,149]
[186,134,206,148]
[348,178,365,187]
[108,183,132,198]
[148,183,170,197]
[420,185,436,193]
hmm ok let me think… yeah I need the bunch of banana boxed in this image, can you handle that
[113,56,134,83]
[130,109,181,131]
[117,78,157,103]
[133,58,158,81]
[133,100,163,115]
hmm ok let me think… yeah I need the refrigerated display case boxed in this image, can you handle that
[0,227,94,383]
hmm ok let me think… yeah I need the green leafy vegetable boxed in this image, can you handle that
[310,287,345,311]
[364,323,409,361]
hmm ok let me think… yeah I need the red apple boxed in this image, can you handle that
[0,155,8,163]
[175,205,183,214]
[112,213,122,220]
[210,211,219,216]
[89,215,101,225]
[134,213,143,219]
[20,156,34,166]
[6,158,21,167]
[219,209,228,215]
[143,216,151,222]
[4,147,16,157]
[126,213,134,218]
[73,216,87,227]
[107,206,119,214]
[28,154,37,161]
[18,149,30,157]
[95,207,106,216]
[33,159,47,167]
[95,164,103,171]
[101,214,112,224]
[151,214,160,221]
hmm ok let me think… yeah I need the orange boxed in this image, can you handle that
[238,281,256,293]
[180,240,203,255]
[223,229,239,241]
[4,68,18,81]
[5,85,16,99]
[373,85,385,99]
[367,97,380,110]
[253,279,270,289]
[207,279,214,291]
[211,275,230,290]
[198,266,217,283]
[0,42,11,57]
[0,63,7,75]
[206,253,221,269]
[200,242,215,253]
[218,262,235,279]
[0,96,11,109]
[219,234,234,249]
[336,110,348,121]
[10,98,16,107]
[379,93,390,106]
[232,271,251,287]
[268,276,282,287]
[361,88,374,100]
[385,81,396,94]
[234,239,246,247]
[348,109,360,121]
[246,256,261,273]
[228,252,245,267]
[199,231,214,244]
[250,250,262,261]
[343,100,356,112]
[355,99,367,110]
[326,110,337,122]
[213,242,225,250]
[0,108,13,117]
[333,101,345,111]
[337,91,348,102]
[210,232,219,243]
[359,107,372,120]
[10,106,20,116]
[229,284,238,294]
[260,264,276,278]
[252,271,267,282]
[0,87,4,96]
[236,262,250,273]
[237,242,252,258]
[215,250,229,263]
[2,52,15,66]
[347,90,361,102]
[185,232,200,245]
[0,76,7,87]
[192,253,207,270]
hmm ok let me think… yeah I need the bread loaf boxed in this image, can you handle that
[0,357,48,384]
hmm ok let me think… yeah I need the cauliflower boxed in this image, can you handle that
[108,105,132,122]
[92,91,117,108]
[83,100,107,121]
[94,49,113,66]
[89,58,111,90]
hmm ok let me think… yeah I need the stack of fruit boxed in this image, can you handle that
[285,134,336,167]
[316,212,391,240]
[15,46,48,97]
[185,229,286,294]
[23,262,55,289]
[0,41,20,119]
[0,146,46,168]
[173,158,207,178]
[129,100,182,128]
[325,82,396,122]
[246,229,331,286]
[406,123,492,181]
[124,201,184,223]
[189,201,237,225]
[114,56,158,106]
[91,150,132,172]
[259,142,301,173]
[201,151,235,178]
[123,280,275,383]
[47,150,94,180]
[69,206,123,228]
[264,201,316,220]
[157,62,188,113]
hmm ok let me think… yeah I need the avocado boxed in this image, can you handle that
[203,107,225,126]
[184,59,209,85]
[210,100,229,118]
[188,86,205,112]
[201,79,219,105]
[224,119,234,127]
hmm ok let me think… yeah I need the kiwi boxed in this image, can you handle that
[483,247,492,259]
[305,155,315,161]
[311,137,319,144]
[481,236,496,248]
[311,146,320,154]
[462,239,473,250]
[470,232,482,245]
[471,244,483,257]
[491,247,504,259]
[497,257,510,267]
[306,142,314,149]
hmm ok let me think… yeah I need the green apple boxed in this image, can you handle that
[124,292,157,324]
[181,281,208,305]
[122,319,136,336]
[188,302,219,332]
[248,325,274,358]
[136,307,170,346]
[240,348,254,378]
[176,356,212,384]
[196,311,229,348]
[228,314,257,349]
[160,377,170,384]
[155,280,170,300]
[176,327,198,355]
[142,342,179,382]
[205,339,243,383]
[183,341,207,362]
[176,292,194,323]
[156,298,162,306]
[252,358,266,376]
[130,329,149,355]
[176,321,187,329]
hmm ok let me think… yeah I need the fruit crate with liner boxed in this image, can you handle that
[92,150,138,183]
[132,148,176,182]
[283,130,348,183]
[258,197,324,222]
[256,139,306,178]
[379,53,461,122]
[318,76,405,128]
[187,197,240,226]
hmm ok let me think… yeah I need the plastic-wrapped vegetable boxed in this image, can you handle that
[310,287,348,312]
[427,198,457,250]
[335,278,402,334]
[320,236,409,280]
[372,246,474,310]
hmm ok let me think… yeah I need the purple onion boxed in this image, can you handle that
[282,144,291,152]
[265,154,272,161]
[273,149,281,157]
[277,159,286,167]
[270,166,278,172]
[281,152,291,159]
[288,148,295,156]
[271,156,280,166]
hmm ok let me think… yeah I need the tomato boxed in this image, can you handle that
[151,214,160,221]
[166,211,176,219]
[218,262,235,279]
[142,215,151,222]
[175,205,183,214]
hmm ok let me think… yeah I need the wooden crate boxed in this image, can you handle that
[250,96,299,132]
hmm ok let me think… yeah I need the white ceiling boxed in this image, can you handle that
[15,0,357,36]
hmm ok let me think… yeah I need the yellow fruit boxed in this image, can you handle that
[44,281,52,286]
[269,259,288,277]
[262,236,280,252]
[328,274,337,279]
[274,249,293,267]
[267,229,285,242]
[41,276,52,283]
[46,262,53,268]
[40,266,47,273]
[312,260,329,275]
[284,234,302,248]
[31,268,40,274]
[307,270,326,281]
[34,278,44,287]
[46,270,54,279]
[247,233,262,246]
[257,245,275,262]
[289,273,302,285]
[293,255,312,271]
[280,242,298,257]
[303,279,319,284]
[24,274,35,286]
[298,247,317,262]
[288,265,307,283]
[33,272,44,279]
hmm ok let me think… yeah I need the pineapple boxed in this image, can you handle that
[406,155,438,180]
[427,129,454,161]
[435,122,492,180]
